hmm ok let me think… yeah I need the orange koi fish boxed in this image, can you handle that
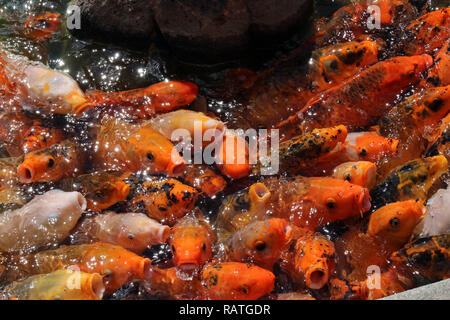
[147,109,225,144]
[0,113,38,157]
[379,85,450,152]
[226,41,379,130]
[17,140,85,183]
[22,12,61,40]
[217,176,371,233]
[181,164,227,197]
[425,113,450,161]
[79,80,198,117]
[2,269,104,300]
[216,131,251,179]
[169,211,216,273]
[57,171,130,212]
[332,161,377,189]
[93,117,186,176]
[292,233,336,290]
[426,42,450,87]
[335,200,426,281]
[22,125,66,154]
[280,131,398,177]
[404,8,450,56]
[329,268,409,300]
[278,55,433,134]
[146,262,275,300]
[200,262,275,300]
[3,243,151,294]
[126,176,198,226]
[227,218,300,270]
[314,0,417,47]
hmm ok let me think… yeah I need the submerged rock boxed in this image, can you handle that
[69,0,313,60]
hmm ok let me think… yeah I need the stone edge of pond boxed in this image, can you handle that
[381,279,450,300]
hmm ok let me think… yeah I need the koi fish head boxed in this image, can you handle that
[86,175,130,211]
[228,218,291,269]
[315,41,378,85]
[332,161,377,189]
[170,216,215,273]
[17,141,81,183]
[308,178,372,218]
[367,200,427,245]
[129,125,186,176]
[201,262,275,300]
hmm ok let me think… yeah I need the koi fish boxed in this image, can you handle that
[214,182,273,241]
[0,52,198,118]
[329,268,409,300]
[169,211,216,273]
[22,125,66,154]
[415,186,450,238]
[200,262,275,300]
[227,218,298,270]
[335,200,426,281]
[145,262,275,300]
[390,234,450,283]
[0,190,86,253]
[71,211,170,253]
[225,41,379,130]
[254,125,348,176]
[425,41,450,87]
[3,242,151,294]
[314,0,417,47]
[0,113,39,157]
[126,175,198,226]
[292,233,336,290]
[79,80,198,118]
[1,269,104,300]
[332,161,377,189]
[57,171,130,211]
[0,52,88,114]
[370,155,448,210]
[404,8,450,56]
[93,117,185,176]
[17,139,85,183]
[180,164,227,197]
[277,55,433,134]
[216,176,371,234]
[425,113,450,161]
[22,12,61,40]
[216,131,251,179]
[379,85,450,158]
[147,109,224,144]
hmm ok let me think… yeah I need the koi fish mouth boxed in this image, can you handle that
[17,163,35,183]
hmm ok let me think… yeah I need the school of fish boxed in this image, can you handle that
[0,0,448,300]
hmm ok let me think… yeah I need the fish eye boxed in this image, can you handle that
[254,240,266,251]
[202,243,207,251]
[326,198,336,208]
[390,217,400,228]
[344,173,352,181]
[147,152,154,161]
[48,158,55,168]
[240,285,249,294]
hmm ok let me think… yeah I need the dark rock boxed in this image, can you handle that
[153,0,251,59]
[70,0,156,41]
[69,0,313,61]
